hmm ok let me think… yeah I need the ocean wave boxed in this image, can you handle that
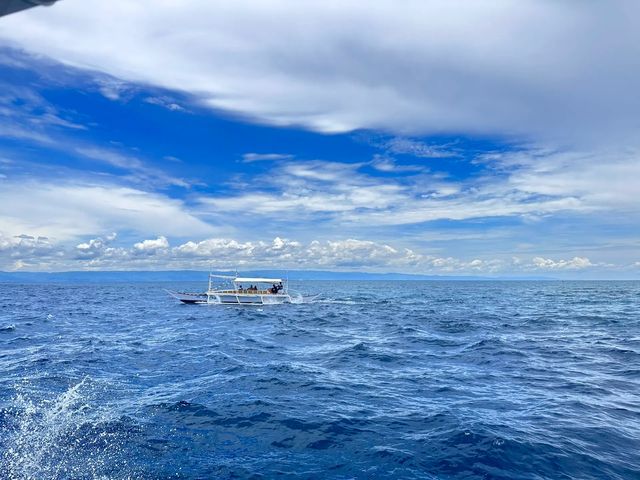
[1,281,639,479]
[0,378,140,480]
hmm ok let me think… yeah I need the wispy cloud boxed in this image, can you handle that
[0,82,88,144]
[0,179,216,242]
[241,152,294,163]
[144,95,186,112]
[0,81,193,189]
[75,146,191,188]
[94,77,135,101]
[199,160,408,216]
[195,153,593,227]
[370,155,425,173]
[365,136,458,159]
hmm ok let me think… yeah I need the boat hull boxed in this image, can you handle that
[212,293,291,305]
[167,287,300,306]
[166,290,208,304]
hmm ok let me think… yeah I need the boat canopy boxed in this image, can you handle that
[233,277,283,284]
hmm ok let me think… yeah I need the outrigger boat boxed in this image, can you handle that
[168,273,299,305]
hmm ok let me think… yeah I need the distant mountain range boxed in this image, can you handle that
[0,270,555,283]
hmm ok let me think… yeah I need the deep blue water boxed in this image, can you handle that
[0,281,639,479]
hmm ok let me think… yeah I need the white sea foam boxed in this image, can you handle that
[1,378,137,480]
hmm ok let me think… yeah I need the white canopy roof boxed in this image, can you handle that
[234,277,283,283]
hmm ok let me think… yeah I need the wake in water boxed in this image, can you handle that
[0,378,137,480]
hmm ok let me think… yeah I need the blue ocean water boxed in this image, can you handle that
[0,280,639,479]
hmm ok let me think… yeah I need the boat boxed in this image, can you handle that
[167,274,301,305]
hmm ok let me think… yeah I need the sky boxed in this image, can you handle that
[0,0,638,278]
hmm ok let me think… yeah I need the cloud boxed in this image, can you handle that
[1,3,638,276]
[370,155,424,173]
[241,153,294,163]
[75,146,191,188]
[172,237,416,269]
[0,179,215,241]
[75,233,117,259]
[1,0,639,144]
[144,95,186,112]
[0,232,58,270]
[196,155,592,227]
[199,160,408,216]
[530,256,593,270]
[133,236,169,253]
[1,234,452,271]
[2,231,627,276]
[192,143,640,237]
[480,147,640,213]
[0,81,87,144]
[364,136,458,159]
[94,77,133,101]
[0,82,193,189]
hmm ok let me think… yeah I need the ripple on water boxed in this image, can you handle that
[0,281,639,479]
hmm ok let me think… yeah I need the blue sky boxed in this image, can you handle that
[0,1,639,277]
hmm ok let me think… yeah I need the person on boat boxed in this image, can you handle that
[270,284,277,294]
[277,282,283,292]
[238,284,243,293]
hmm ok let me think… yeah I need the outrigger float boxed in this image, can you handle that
[167,274,306,305]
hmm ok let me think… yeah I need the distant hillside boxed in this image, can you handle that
[0,270,555,283]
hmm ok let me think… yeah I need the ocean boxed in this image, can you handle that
[0,281,638,479]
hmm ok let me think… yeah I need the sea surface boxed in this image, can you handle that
[0,281,639,479]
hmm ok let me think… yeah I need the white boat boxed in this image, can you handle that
[168,274,300,305]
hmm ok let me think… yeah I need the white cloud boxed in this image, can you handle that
[1,2,638,275]
[241,153,293,163]
[192,144,640,233]
[501,149,640,213]
[196,156,591,226]
[0,233,53,254]
[198,160,409,219]
[370,155,424,173]
[0,179,215,241]
[0,232,59,270]
[172,237,304,265]
[1,235,446,271]
[75,147,191,188]
[0,229,629,275]
[530,256,593,270]
[133,236,169,253]
[75,233,117,259]
[1,1,638,144]
[144,95,186,112]
[94,77,133,101]
[366,136,457,159]
[0,82,192,190]
[0,82,87,144]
